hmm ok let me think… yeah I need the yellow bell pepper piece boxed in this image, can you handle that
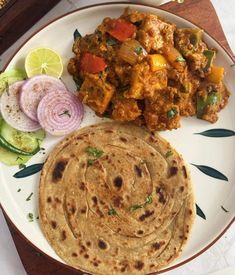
[206,66,224,84]
[148,54,168,71]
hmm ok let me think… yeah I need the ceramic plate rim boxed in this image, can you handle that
[1,2,235,274]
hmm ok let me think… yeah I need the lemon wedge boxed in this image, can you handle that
[25,48,63,78]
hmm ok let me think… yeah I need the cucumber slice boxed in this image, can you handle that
[0,68,27,96]
[0,147,31,166]
[0,119,45,154]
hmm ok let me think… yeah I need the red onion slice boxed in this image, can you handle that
[37,90,84,136]
[0,81,41,132]
[20,75,67,122]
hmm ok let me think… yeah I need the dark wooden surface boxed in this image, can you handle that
[0,0,60,54]
[3,0,234,274]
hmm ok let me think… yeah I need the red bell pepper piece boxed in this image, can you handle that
[80,53,107,73]
[106,19,136,42]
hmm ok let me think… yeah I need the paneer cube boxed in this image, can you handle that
[125,62,167,99]
[112,97,141,121]
[79,74,115,114]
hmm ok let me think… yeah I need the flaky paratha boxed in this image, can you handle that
[39,122,195,274]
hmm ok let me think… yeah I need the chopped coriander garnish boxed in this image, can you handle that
[230,64,235,67]
[129,204,143,212]
[145,194,153,204]
[167,108,178,118]
[175,56,185,62]
[26,192,33,201]
[134,46,143,55]
[129,194,153,211]
[87,159,95,166]
[17,188,21,192]
[107,38,117,46]
[85,147,104,158]
[108,208,117,216]
[165,150,173,158]
[19,163,26,169]
[27,213,34,222]
[59,110,71,118]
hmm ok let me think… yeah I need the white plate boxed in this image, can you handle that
[0,3,235,273]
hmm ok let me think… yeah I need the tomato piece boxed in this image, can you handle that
[106,19,136,42]
[80,53,107,73]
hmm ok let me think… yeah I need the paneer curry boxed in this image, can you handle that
[68,9,229,131]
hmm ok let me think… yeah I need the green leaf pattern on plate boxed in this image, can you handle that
[13,163,44,178]
[191,164,228,181]
[195,129,235,137]
[196,204,206,220]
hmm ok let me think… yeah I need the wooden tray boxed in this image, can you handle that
[3,0,234,274]
[0,0,60,54]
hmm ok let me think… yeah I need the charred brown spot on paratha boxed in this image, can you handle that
[51,221,57,229]
[52,159,68,182]
[71,252,77,257]
[92,196,98,205]
[55,197,61,203]
[98,239,108,250]
[182,166,187,178]
[151,241,165,251]
[79,182,86,191]
[96,208,104,218]
[120,137,127,142]
[137,230,144,235]
[120,260,129,272]
[86,241,91,247]
[113,196,123,208]
[139,210,154,221]
[149,136,155,143]
[68,204,76,215]
[169,166,178,177]
[134,165,142,177]
[80,206,87,214]
[113,176,123,188]
[61,230,67,241]
[156,187,166,204]
[180,186,184,192]
[134,260,144,270]
[47,197,52,203]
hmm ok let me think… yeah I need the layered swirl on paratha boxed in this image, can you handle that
[39,122,195,275]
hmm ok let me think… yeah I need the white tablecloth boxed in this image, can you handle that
[0,1,234,274]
